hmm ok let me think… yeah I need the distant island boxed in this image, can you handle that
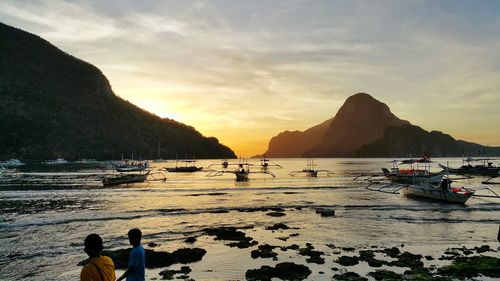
[257,93,500,158]
[0,22,236,160]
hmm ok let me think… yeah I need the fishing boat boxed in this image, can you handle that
[254,158,282,171]
[208,159,231,170]
[0,159,25,167]
[289,158,334,177]
[438,157,500,176]
[164,160,203,172]
[44,158,69,165]
[102,171,149,187]
[402,178,474,204]
[111,160,149,172]
[382,157,443,184]
[207,161,275,182]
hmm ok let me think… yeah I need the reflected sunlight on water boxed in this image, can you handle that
[0,158,499,280]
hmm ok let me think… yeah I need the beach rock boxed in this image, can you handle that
[159,266,191,280]
[358,250,375,260]
[336,255,359,266]
[332,272,367,281]
[368,269,403,281]
[226,240,258,249]
[184,237,196,243]
[251,244,279,259]
[281,244,300,251]
[245,262,311,280]
[203,227,247,241]
[367,258,384,267]
[297,244,325,264]
[203,226,257,249]
[290,233,300,237]
[425,255,434,261]
[381,247,400,258]
[172,248,207,264]
[98,248,206,269]
[326,244,337,249]
[390,251,423,268]
[474,245,492,253]
[148,242,160,248]
[266,211,286,217]
[403,268,436,281]
[437,256,500,279]
[265,223,290,230]
[315,208,335,217]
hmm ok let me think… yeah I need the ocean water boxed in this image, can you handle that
[0,158,499,280]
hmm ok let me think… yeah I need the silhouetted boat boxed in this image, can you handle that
[111,160,149,172]
[0,159,24,167]
[289,159,334,177]
[165,160,203,172]
[102,171,149,187]
[44,158,69,165]
[207,160,275,182]
[439,157,500,176]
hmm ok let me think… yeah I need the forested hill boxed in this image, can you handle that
[258,93,500,157]
[0,22,236,160]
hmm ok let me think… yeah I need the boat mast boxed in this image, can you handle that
[158,142,161,159]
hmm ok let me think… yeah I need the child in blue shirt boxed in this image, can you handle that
[117,228,145,281]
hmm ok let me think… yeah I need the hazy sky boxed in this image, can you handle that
[2,0,499,155]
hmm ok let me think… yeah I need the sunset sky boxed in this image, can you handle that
[1,0,499,156]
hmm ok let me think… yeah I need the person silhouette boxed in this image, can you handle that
[80,234,116,281]
[117,228,145,281]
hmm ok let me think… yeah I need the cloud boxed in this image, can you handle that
[1,0,499,153]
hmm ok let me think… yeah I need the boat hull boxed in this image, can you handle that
[402,186,472,204]
[388,173,443,185]
[235,172,249,182]
[102,174,147,187]
[166,167,203,173]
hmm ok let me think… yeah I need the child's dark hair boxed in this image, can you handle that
[84,233,103,255]
[128,228,142,243]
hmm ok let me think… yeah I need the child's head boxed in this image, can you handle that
[128,228,142,246]
[84,233,103,257]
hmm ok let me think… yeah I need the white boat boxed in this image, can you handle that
[382,157,443,185]
[44,158,69,165]
[207,161,275,182]
[289,159,334,177]
[111,160,149,172]
[0,159,25,167]
[402,179,474,204]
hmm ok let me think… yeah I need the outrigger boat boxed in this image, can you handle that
[289,159,334,177]
[111,160,149,172]
[0,159,24,167]
[102,168,166,187]
[102,171,150,187]
[208,159,230,170]
[364,177,500,204]
[381,157,444,184]
[164,160,203,172]
[44,158,69,165]
[253,158,282,171]
[207,160,275,182]
[402,178,474,204]
[438,157,500,176]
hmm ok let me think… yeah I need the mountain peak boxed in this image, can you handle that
[0,22,236,160]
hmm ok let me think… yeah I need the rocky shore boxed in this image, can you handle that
[76,207,499,280]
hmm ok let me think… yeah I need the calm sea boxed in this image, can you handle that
[0,158,499,280]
